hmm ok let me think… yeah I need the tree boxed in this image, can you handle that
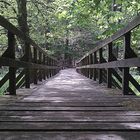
[0,0,140,59]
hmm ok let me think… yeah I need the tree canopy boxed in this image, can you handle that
[0,0,140,59]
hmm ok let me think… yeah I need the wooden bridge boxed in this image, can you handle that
[0,14,140,139]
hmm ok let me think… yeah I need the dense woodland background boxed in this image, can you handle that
[0,0,140,94]
[0,0,140,58]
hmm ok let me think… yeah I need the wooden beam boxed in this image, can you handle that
[8,31,16,95]
[129,75,140,93]
[0,73,9,88]
[89,54,93,79]
[77,14,140,63]
[25,42,31,88]
[43,55,46,80]
[122,32,131,95]
[0,57,59,69]
[16,77,25,89]
[33,48,38,84]
[99,48,103,84]
[39,52,42,81]
[16,70,25,83]
[76,58,140,69]
[107,42,113,88]
[0,15,58,62]
[93,52,97,81]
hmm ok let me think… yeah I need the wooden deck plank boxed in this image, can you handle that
[0,131,140,140]
[0,69,140,139]
[0,102,124,107]
[0,106,127,111]
[0,122,140,130]
[0,115,140,122]
[1,111,140,116]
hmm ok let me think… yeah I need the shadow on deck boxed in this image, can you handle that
[0,69,140,140]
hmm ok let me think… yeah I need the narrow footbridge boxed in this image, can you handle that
[0,69,140,139]
[0,15,140,139]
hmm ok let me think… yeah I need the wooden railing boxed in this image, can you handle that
[0,15,59,95]
[76,15,140,95]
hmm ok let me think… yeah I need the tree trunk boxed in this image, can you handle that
[16,0,29,52]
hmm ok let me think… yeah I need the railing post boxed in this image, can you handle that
[39,52,42,81]
[99,48,103,84]
[51,60,52,77]
[8,31,16,95]
[122,31,131,95]
[52,60,54,76]
[107,42,113,88]
[48,57,51,78]
[46,57,49,78]
[89,54,93,79]
[86,57,88,77]
[49,58,52,77]
[82,59,84,76]
[83,58,85,76]
[43,55,46,80]
[33,48,38,84]
[80,61,82,75]
[93,51,97,81]
[25,42,31,88]
[87,56,90,78]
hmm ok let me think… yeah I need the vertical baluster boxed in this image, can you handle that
[48,57,51,78]
[46,56,49,78]
[87,56,90,78]
[33,48,38,84]
[107,42,113,88]
[50,58,52,77]
[25,42,31,88]
[43,55,46,80]
[93,51,97,81]
[83,58,85,76]
[122,31,131,95]
[85,57,88,77]
[39,52,42,81]
[89,54,93,79]
[8,31,16,95]
[99,48,103,84]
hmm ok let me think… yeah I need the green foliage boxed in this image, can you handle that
[0,0,140,57]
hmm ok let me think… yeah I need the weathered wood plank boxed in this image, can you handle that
[0,111,140,116]
[0,131,140,140]
[0,106,127,111]
[0,115,140,122]
[0,57,59,69]
[0,122,140,130]
[0,69,140,139]
[0,102,123,107]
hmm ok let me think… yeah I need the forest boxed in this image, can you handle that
[0,0,140,95]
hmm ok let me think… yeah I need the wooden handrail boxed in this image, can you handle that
[0,15,59,95]
[0,15,57,61]
[76,15,140,95]
[77,14,140,63]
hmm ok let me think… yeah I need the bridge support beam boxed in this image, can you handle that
[33,48,38,84]
[93,52,97,81]
[107,42,113,88]
[8,31,16,95]
[122,31,131,95]
[89,54,93,79]
[25,42,31,88]
[99,48,103,84]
